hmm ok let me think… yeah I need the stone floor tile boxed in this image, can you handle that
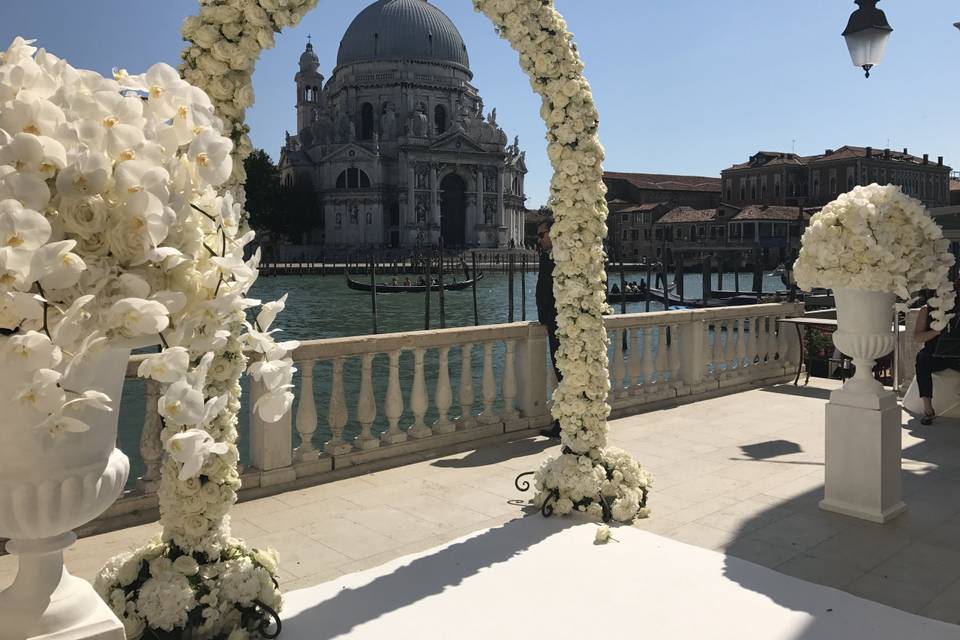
[845,572,938,613]
[723,537,803,568]
[296,517,404,561]
[774,553,866,589]
[919,578,960,625]
[866,542,960,594]
[669,522,740,551]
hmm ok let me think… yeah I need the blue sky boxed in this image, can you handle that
[2,1,958,207]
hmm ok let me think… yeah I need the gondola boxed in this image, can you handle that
[345,272,483,293]
[606,282,675,303]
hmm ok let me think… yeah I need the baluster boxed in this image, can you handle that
[735,318,747,375]
[611,328,625,398]
[642,326,654,392]
[458,343,475,428]
[295,359,319,461]
[702,322,713,380]
[759,315,771,366]
[355,353,379,450]
[479,341,498,423]
[654,324,668,385]
[669,323,682,388]
[325,358,352,455]
[722,319,734,376]
[382,349,407,444]
[408,347,432,439]
[629,327,642,396]
[743,316,756,374]
[776,315,790,368]
[713,320,724,379]
[434,346,455,434]
[137,378,163,493]
[502,339,519,420]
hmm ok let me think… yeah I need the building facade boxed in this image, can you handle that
[278,0,527,249]
[722,146,952,209]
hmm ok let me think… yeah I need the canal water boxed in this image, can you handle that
[116,270,786,489]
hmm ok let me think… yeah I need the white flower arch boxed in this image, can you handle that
[101,1,650,638]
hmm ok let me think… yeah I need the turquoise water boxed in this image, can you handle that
[117,270,785,488]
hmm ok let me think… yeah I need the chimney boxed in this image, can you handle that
[825,149,833,155]
[866,146,873,158]
[923,154,929,165]
[884,148,891,160]
[939,156,944,166]
[903,148,909,155]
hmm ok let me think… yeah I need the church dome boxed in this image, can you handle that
[336,0,470,70]
[299,42,320,73]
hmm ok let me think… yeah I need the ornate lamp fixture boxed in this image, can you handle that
[842,0,893,78]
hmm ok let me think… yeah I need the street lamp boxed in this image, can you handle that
[842,0,893,78]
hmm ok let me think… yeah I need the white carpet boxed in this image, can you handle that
[279,516,958,639]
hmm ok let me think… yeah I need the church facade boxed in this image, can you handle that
[278,0,528,249]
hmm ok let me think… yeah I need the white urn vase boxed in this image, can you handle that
[821,288,905,524]
[831,288,896,398]
[0,340,139,640]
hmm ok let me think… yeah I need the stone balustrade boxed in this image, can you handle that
[90,302,802,536]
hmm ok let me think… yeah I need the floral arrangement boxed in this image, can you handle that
[533,446,651,522]
[794,183,956,330]
[0,35,296,638]
[179,0,319,186]
[474,0,651,522]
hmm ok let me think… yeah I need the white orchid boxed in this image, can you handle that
[3,330,61,370]
[16,368,64,413]
[158,379,205,427]
[187,128,232,186]
[247,357,294,392]
[138,346,190,384]
[0,198,51,251]
[165,429,229,481]
[254,385,294,423]
[108,298,169,337]
[255,293,287,332]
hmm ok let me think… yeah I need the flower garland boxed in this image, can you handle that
[179,0,319,187]
[473,0,651,522]
[794,184,956,330]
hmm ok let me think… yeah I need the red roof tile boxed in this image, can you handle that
[731,205,813,221]
[604,172,721,193]
[655,207,717,224]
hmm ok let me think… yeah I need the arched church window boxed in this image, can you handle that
[434,105,447,135]
[360,103,375,140]
[335,168,372,189]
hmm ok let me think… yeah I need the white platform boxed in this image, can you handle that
[280,516,958,640]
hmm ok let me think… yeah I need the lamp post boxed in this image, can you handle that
[842,0,893,78]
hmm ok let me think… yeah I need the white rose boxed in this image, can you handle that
[173,555,200,577]
[59,195,109,238]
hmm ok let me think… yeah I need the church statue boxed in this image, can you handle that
[335,107,352,143]
[487,108,497,126]
[511,135,520,154]
[379,102,397,140]
[409,102,429,138]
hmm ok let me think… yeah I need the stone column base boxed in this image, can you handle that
[820,389,906,524]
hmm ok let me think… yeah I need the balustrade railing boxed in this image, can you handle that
[101,303,801,533]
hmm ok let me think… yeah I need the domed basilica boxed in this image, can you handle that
[278,0,528,249]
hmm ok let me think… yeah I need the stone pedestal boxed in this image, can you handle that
[820,387,906,523]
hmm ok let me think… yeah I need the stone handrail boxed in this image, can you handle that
[93,302,802,536]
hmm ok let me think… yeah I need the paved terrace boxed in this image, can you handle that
[3,378,960,626]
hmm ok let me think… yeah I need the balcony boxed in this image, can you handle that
[3,303,958,632]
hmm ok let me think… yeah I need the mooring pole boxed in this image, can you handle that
[472,251,480,326]
[424,248,432,330]
[370,254,379,335]
[508,251,515,323]
[438,239,446,329]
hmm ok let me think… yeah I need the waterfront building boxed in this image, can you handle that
[722,146,952,209]
[278,0,528,250]
[603,172,722,262]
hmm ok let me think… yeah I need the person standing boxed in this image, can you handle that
[536,217,562,438]
[914,281,960,425]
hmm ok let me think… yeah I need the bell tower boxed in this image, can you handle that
[295,38,324,135]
